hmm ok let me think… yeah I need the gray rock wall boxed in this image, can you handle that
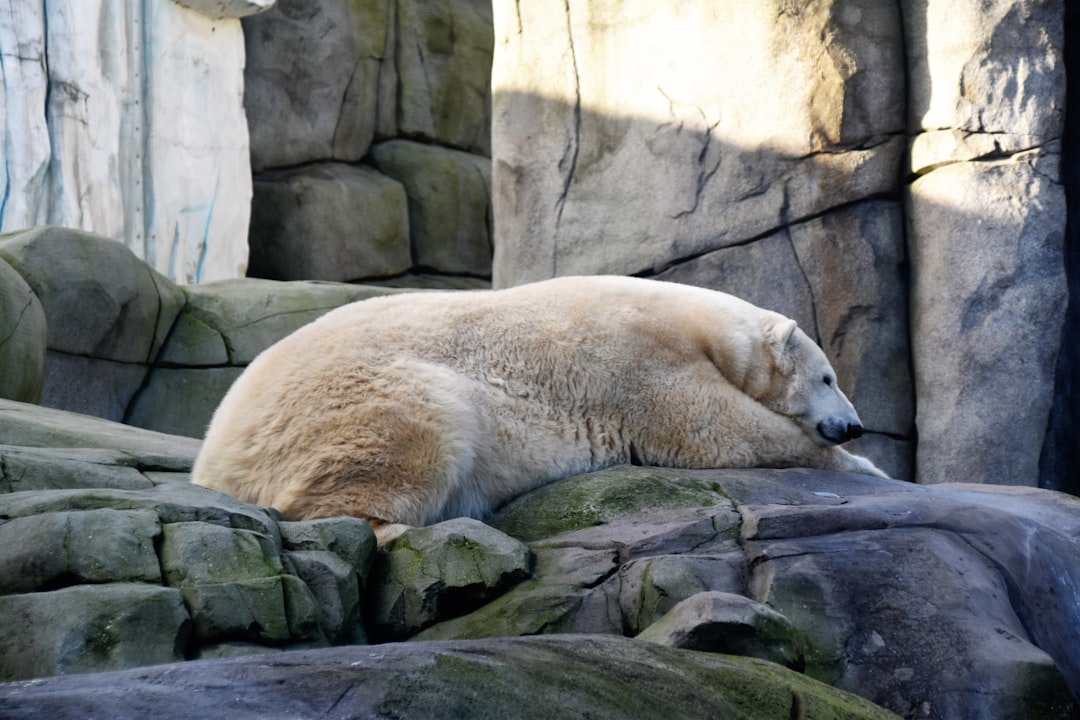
[489,0,1071,489]
[242,0,494,285]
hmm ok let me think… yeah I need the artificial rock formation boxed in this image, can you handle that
[242,0,494,284]
[489,0,1068,490]
[0,0,272,284]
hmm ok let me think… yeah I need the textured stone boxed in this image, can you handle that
[125,367,244,439]
[908,153,1066,486]
[279,517,377,586]
[636,591,806,670]
[0,227,183,363]
[243,0,390,171]
[0,583,189,681]
[178,279,415,364]
[0,398,201,469]
[370,518,532,640]
[0,257,46,403]
[491,1,905,285]
[0,0,257,283]
[286,550,364,644]
[0,509,162,594]
[248,162,411,282]
[370,140,493,276]
[0,635,899,720]
[0,446,153,493]
[160,522,282,587]
[389,0,493,155]
[181,576,290,644]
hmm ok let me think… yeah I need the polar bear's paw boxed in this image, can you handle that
[842,450,890,479]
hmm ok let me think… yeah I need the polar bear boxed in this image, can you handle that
[192,276,886,544]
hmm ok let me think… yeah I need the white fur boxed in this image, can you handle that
[192,276,887,544]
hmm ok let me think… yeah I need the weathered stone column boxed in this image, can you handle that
[903,0,1067,485]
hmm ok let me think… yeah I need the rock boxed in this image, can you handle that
[0,227,185,422]
[0,583,189,682]
[126,280,419,437]
[0,258,46,403]
[413,467,1080,717]
[0,509,162,594]
[0,399,200,469]
[0,0,263,283]
[159,522,283,587]
[124,367,245,439]
[279,517,378,587]
[370,518,532,640]
[181,576,292,645]
[491,1,904,285]
[247,162,411,282]
[285,550,364,644]
[0,635,900,720]
[164,279,413,366]
[243,0,390,171]
[636,591,806,670]
[370,140,493,276]
[390,0,493,155]
[908,153,1067,486]
[0,446,155,493]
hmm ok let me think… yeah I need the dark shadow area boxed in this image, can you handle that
[1040,2,1080,495]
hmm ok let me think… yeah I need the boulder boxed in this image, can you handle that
[491,1,905,285]
[907,153,1066,486]
[0,257,46,403]
[636,591,806,671]
[247,162,411,282]
[0,0,263,283]
[370,518,532,640]
[0,584,190,682]
[370,140,493,276]
[413,467,1080,718]
[0,635,900,720]
[243,0,390,171]
[389,0,494,155]
[126,280,419,437]
[0,509,162,594]
[0,227,185,422]
[0,400,387,675]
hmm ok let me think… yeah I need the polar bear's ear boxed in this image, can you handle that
[762,316,797,349]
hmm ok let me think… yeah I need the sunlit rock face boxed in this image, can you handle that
[0,0,272,284]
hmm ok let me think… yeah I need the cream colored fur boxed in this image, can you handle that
[192,276,886,544]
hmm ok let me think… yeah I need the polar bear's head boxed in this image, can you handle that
[747,315,865,447]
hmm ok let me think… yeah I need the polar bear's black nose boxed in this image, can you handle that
[847,422,863,440]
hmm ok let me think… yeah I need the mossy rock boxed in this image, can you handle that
[489,465,734,542]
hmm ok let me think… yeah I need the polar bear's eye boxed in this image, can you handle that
[823,375,833,386]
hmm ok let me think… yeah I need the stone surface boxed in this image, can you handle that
[247,162,411,282]
[0,509,162,594]
[0,584,189,681]
[243,0,389,171]
[636,591,806,670]
[491,1,905,285]
[370,139,493,276]
[0,399,386,676]
[370,518,532,640]
[416,467,1080,718]
[390,0,494,155]
[0,0,260,283]
[0,635,899,720]
[0,227,185,421]
[0,257,46,403]
[908,153,1067,486]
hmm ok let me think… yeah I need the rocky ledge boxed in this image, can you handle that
[0,399,1078,719]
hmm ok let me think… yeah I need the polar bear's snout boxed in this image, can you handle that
[817,417,864,445]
